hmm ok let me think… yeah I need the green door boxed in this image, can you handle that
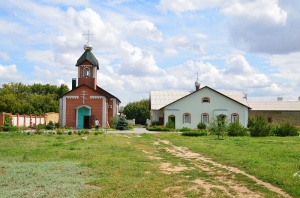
[77,107,90,129]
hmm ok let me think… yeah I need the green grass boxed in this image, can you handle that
[157,134,300,197]
[0,132,299,197]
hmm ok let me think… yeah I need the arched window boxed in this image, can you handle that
[183,113,191,123]
[84,68,90,77]
[202,97,210,103]
[231,113,239,122]
[201,113,209,123]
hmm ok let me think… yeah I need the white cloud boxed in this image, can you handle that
[118,41,165,76]
[0,64,22,84]
[166,35,205,54]
[158,0,227,13]
[0,19,24,34]
[0,52,10,61]
[41,0,89,6]
[53,8,121,53]
[127,20,163,41]
[269,52,300,81]
[26,50,54,66]
[223,0,300,54]
[225,55,254,75]
[223,0,287,25]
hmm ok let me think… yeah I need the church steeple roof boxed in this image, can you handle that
[76,47,99,69]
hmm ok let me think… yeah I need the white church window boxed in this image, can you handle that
[201,113,209,123]
[84,68,90,77]
[183,113,191,123]
[202,97,210,103]
[231,113,239,122]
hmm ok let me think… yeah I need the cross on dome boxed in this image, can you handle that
[83,30,93,51]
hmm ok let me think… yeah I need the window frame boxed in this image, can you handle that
[183,113,191,123]
[201,113,209,123]
[267,116,272,123]
[202,97,210,103]
[231,113,239,122]
[84,68,90,77]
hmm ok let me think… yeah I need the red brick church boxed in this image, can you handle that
[59,44,121,129]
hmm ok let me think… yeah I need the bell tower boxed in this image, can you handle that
[75,40,99,90]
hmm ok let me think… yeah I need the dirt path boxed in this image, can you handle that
[144,139,291,198]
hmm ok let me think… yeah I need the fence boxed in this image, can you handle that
[127,119,135,125]
[0,112,59,127]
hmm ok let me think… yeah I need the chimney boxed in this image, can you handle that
[195,72,200,91]
[277,97,283,101]
[195,81,200,91]
[72,78,77,90]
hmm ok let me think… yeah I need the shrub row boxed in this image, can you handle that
[148,117,299,137]
[146,125,172,131]
[181,130,208,137]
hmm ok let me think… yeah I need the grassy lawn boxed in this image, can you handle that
[0,132,299,197]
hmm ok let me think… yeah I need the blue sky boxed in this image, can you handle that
[1,0,300,105]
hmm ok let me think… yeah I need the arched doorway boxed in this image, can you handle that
[217,114,226,127]
[168,115,176,128]
[77,106,91,129]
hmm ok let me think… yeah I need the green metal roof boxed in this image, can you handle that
[76,49,99,69]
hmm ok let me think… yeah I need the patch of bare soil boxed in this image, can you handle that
[148,139,291,198]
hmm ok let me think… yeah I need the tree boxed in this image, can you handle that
[116,116,129,130]
[123,99,150,125]
[209,115,229,139]
[0,82,69,115]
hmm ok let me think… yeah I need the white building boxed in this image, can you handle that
[150,82,250,129]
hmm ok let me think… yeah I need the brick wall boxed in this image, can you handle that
[64,86,106,128]
[249,110,300,126]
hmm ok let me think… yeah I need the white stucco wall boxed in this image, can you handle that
[163,88,248,129]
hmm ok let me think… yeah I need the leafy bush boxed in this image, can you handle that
[83,130,89,134]
[182,130,207,137]
[273,122,298,136]
[165,119,175,129]
[247,117,255,128]
[4,113,13,126]
[68,131,72,135]
[146,125,172,131]
[128,123,134,130]
[179,127,192,132]
[208,115,229,139]
[227,121,249,136]
[116,116,129,130]
[110,115,120,129]
[151,121,160,126]
[197,122,207,129]
[46,121,55,130]
[37,124,46,129]
[3,125,18,132]
[248,117,272,137]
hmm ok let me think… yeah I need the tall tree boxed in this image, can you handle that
[0,82,69,115]
[123,99,150,125]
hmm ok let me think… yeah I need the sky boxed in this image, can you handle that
[1,0,300,105]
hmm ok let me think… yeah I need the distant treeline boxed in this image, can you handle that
[0,82,69,115]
